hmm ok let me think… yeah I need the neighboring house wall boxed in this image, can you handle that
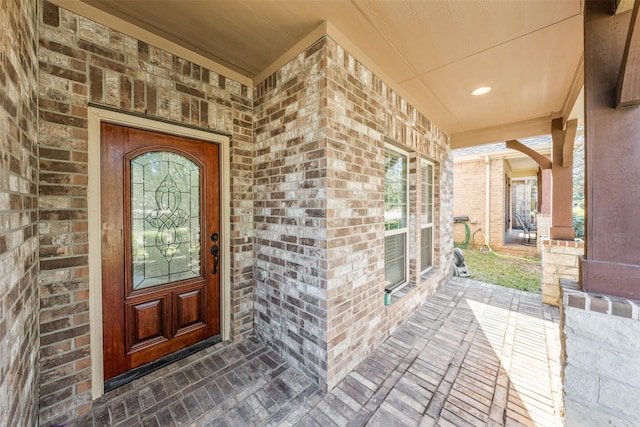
[453,157,506,249]
[494,159,510,246]
[0,1,40,425]
[37,3,254,424]
[254,36,453,391]
[453,159,485,246]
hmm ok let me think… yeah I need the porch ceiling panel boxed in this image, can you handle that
[415,14,584,133]
[73,0,585,145]
[354,0,581,77]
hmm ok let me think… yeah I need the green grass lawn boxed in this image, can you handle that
[460,249,542,293]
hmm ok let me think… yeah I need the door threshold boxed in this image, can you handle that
[104,335,222,393]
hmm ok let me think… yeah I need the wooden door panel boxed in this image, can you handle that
[127,297,168,352]
[101,122,220,383]
[175,288,205,336]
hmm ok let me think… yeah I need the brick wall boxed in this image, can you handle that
[489,158,507,247]
[453,159,485,246]
[253,36,452,391]
[253,38,330,387]
[561,284,640,426]
[453,157,506,249]
[0,0,40,425]
[38,2,254,424]
[37,1,454,417]
[324,39,452,388]
[453,157,511,250]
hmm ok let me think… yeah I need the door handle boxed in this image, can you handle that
[210,233,219,275]
[211,245,219,275]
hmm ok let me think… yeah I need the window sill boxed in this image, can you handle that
[385,282,417,306]
[420,267,438,282]
[384,268,440,307]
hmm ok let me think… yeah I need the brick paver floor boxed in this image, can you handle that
[78,277,562,426]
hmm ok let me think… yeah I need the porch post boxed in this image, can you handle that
[581,0,640,299]
[549,118,576,241]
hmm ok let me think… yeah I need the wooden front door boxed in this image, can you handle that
[101,122,220,383]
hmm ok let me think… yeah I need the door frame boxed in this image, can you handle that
[87,107,231,399]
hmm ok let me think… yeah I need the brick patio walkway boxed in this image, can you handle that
[77,277,562,426]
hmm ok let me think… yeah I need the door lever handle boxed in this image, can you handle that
[211,245,219,274]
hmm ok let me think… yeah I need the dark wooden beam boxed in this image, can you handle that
[561,119,577,167]
[549,117,575,241]
[505,139,552,169]
[616,0,640,108]
[560,54,584,129]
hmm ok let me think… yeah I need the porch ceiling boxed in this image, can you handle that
[62,0,584,147]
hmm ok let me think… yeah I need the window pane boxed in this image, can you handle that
[420,162,434,225]
[385,233,406,288]
[385,148,407,231]
[421,226,433,270]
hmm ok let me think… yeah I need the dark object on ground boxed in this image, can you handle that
[453,248,470,277]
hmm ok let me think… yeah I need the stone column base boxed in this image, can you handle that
[541,238,584,306]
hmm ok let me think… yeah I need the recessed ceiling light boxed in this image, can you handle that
[471,86,492,96]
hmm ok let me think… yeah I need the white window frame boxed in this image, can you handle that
[384,144,410,292]
[420,159,435,273]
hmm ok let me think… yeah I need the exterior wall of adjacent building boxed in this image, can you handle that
[493,159,510,246]
[0,1,40,425]
[37,2,254,424]
[453,157,507,250]
[453,159,486,247]
[253,36,453,391]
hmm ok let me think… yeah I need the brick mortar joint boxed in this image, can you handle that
[561,280,640,320]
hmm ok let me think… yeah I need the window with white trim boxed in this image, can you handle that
[420,159,434,272]
[384,146,409,291]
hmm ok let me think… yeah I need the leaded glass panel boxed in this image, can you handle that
[131,151,201,289]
